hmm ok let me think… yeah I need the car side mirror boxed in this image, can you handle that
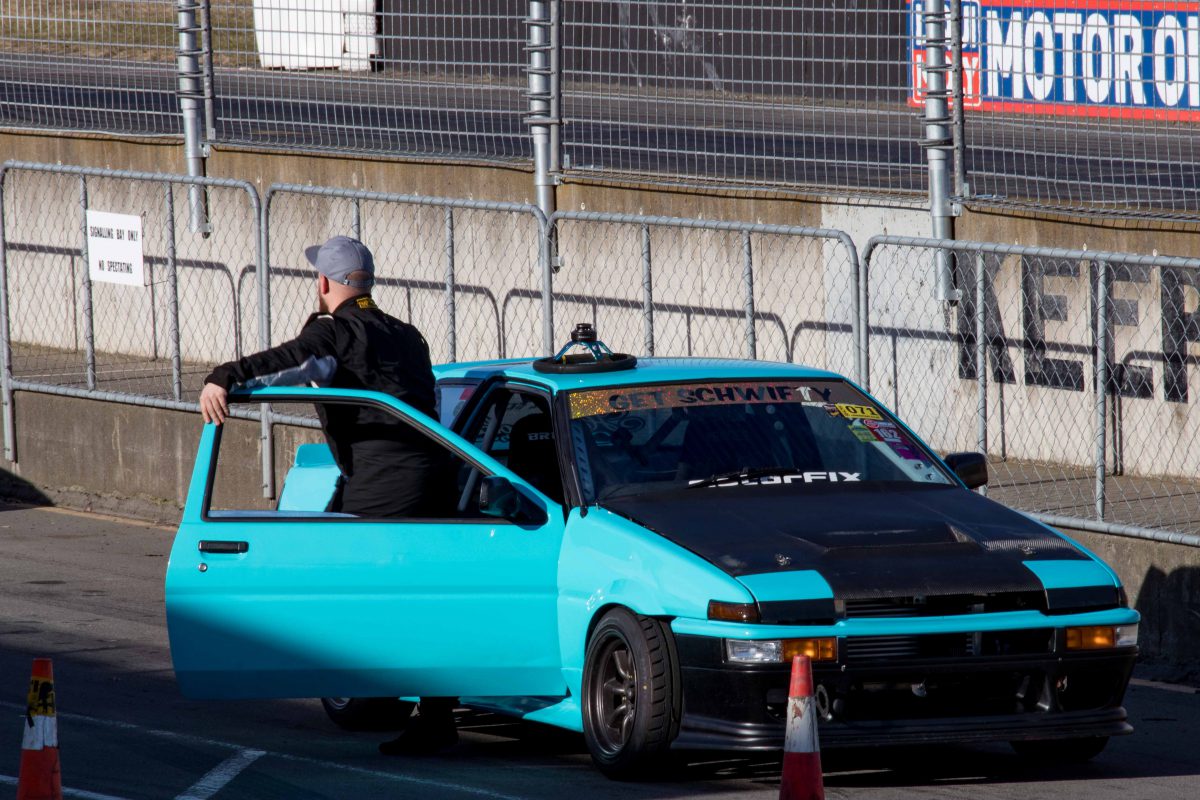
[478,475,546,525]
[944,452,988,489]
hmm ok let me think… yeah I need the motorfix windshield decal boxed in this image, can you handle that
[569,383,811,418]
[688,472,861,487]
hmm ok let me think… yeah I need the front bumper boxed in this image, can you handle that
[672,633,1136,751]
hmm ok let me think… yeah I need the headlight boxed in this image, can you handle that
[725,638,837,663]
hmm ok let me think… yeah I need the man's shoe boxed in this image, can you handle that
[378,722,458,755]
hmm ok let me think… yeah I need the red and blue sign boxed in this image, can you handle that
[910,1,1200,119]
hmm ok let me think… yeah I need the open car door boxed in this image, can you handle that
[165,387,566,700]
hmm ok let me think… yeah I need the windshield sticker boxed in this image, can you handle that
[849,424,879,443]
[835,403,883,420]
[689,471,861,487]
[569,383,808,419]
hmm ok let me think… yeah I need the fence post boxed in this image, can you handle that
[742,230,756,360]
[540,214,554,355]
[641,224,654,356]
[920,0,959,303]
[444,207,457,362]
[176,0,211,235]
[351,197,362,240]
[79,177,97,391]
[975,252,987,494]
[198,0,216,142]
[259,191,274,498]
[526,0,560,226]
[1095,260,1108,521]
[0,170,14,462]
[165,185,183,401]
[949,0,968,200]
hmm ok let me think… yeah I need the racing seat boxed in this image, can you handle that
[505,411,565,505]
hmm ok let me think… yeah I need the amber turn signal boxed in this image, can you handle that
[708,600,760,623]
[783,637,837,662]
[1065,625,1115,650]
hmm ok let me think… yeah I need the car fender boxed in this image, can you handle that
[555,506,754,700]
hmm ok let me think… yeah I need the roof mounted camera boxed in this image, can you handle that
[532,323,638,374]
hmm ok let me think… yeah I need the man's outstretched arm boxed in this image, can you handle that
[199,316,335,425]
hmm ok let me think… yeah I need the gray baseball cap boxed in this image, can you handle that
[304,236,375,289]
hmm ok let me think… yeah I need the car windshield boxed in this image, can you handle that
[566,379,954,503]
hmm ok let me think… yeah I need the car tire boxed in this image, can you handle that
[1010,736,1110,762]
[581,608,681,780]
[320,697,416,732]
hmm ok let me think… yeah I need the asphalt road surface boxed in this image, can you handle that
[5,56,1200,212]
[0,502,1198,798]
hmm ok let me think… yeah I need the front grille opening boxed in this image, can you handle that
[844,630,1053,663]
[842,592,1045,619]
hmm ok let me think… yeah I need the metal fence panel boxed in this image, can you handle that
[0,161,263,459]
[864,235,1200,539]
[206,0,530,161]
[561,1,924,197]
[915,1,1200,218]
[263,185,548,364]
[0,0,181,135]
[549,211,864,382]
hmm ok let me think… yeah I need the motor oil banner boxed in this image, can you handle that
[910,1,1200,119]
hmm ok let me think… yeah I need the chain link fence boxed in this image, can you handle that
[0,0,181,135]
[562,1,922,196]
[205,1,529,160]
[263,184,549,364]
[863,235,1200,540]
[549,211,865,380]
[0,161,263,462]
[6,2,1200,217]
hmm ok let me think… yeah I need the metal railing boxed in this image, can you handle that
[3,161,1199,546]
[0,160,264,455]
[863,235,1200,546]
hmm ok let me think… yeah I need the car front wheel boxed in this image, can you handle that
[581,608,681,780]
[320,697,415,731]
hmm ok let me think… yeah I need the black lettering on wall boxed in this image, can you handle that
[956,253,1016,384]
[1021,257,1084,391]
[1161,267,1200,403]
[1102,264,1154,399]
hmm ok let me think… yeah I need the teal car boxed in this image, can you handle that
[165,330,1139,778]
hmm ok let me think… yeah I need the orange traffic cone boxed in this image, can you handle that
[16,658,62,800]
[779,655,824,800]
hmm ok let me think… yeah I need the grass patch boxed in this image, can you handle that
[1,1,257,65]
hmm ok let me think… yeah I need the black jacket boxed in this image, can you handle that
[205,295,442,515]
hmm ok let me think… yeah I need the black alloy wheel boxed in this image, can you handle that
[581,608,681,779]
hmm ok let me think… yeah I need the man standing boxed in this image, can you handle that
[198,235,458,750]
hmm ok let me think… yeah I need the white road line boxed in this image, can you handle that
[0,702,525,800]
[0,774,131,800]
[174,749,265,800]
[1130,677,1199,695]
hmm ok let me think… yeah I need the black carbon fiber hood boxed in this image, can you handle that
[600,483,1085,600]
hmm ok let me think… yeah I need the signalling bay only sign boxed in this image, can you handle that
[86,210,145,286]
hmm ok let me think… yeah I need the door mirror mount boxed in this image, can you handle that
[478,475,546,525]
[943,452,988,489]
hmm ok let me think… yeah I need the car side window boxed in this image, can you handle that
[462,388,564,504]
[206,397,493,521]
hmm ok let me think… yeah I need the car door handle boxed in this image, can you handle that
[198,540,249,554]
